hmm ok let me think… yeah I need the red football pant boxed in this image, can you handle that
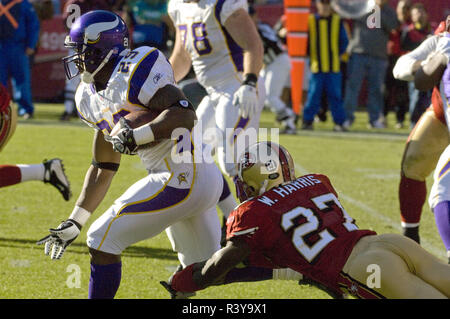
[0,165,22,188]
[399,174,427,226]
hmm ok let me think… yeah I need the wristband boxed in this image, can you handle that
[242,73,258,87]
[68,206,91,227]
[133,124,155,145]
[171,264,201,292]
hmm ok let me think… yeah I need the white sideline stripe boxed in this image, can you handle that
[294,130,408,141]
[294,163,446,260]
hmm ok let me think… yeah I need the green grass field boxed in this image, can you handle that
[0,104,446,299]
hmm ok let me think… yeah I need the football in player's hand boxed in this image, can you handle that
[110,108,161,149]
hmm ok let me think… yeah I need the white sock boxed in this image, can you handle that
[17,164,45,182]
[218,193,238,219]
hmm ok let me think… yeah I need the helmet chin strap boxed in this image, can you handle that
[81,49,114,84]
[258,180,269,196]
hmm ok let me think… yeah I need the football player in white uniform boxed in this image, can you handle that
[37,10,224,299]
[428,61,450,264]
[429,144,450,264]
[249,5,296,134]
[167,0,265,223]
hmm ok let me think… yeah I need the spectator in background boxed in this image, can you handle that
[0,0,40,119]
[29,0,55,67]
[383,0,411,129]
[127,0,174,55]
[401,3,434,128]
[249,5,296,134]
[59,0,121,121]
[301,0,348,132]
[343,0,399,129]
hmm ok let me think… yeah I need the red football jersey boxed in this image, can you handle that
[226,174,376,291]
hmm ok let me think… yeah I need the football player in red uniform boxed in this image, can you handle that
[393,16,450,244]
[0,84,71,200]
[161,142,450,299]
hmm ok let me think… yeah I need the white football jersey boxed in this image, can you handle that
[168,0,248,89]
[75,46,193,170]
[429,144,450,209]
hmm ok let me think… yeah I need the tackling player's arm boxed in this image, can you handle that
[169,25,192,83]
[164,237,252,293]
[37,130,121,259]
[414,52,448,91]
[393,36,439,81]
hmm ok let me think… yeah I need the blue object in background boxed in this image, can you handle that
[0,0,40,117]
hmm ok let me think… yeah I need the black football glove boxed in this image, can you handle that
[104,118,138,155]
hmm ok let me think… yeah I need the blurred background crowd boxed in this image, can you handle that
[1,0,449,129]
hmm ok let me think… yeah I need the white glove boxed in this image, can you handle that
[232,73,259,119]
[36,206,90,260]
[436,34,450,65]
[36,220,81,260]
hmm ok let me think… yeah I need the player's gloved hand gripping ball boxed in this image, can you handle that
[105,117,139,155]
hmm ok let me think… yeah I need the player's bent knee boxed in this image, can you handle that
[89,248,121,265]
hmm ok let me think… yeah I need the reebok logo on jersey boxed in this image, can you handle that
[153,73,162,84]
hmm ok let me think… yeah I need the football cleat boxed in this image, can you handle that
[43,158,72,201]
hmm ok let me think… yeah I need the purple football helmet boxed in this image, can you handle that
[63,10,129,83]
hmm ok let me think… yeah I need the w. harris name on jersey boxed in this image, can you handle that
[257,175,322,206]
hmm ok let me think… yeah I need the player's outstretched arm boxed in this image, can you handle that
[414,34,450,91]
[37,130,121,259]
[393,35,439,81]
[161,238,251,295]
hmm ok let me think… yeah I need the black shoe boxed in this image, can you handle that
[402,226,420,244]
[301,122,313,131]
[60,111,71,121]
[43,158,72,201]
[317,110,327,122]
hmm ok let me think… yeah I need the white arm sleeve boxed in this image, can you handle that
[135,51,176,106]
[393,35,439,81]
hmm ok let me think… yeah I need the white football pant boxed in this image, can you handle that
[87,157,223,267]
[196,76,265,177]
